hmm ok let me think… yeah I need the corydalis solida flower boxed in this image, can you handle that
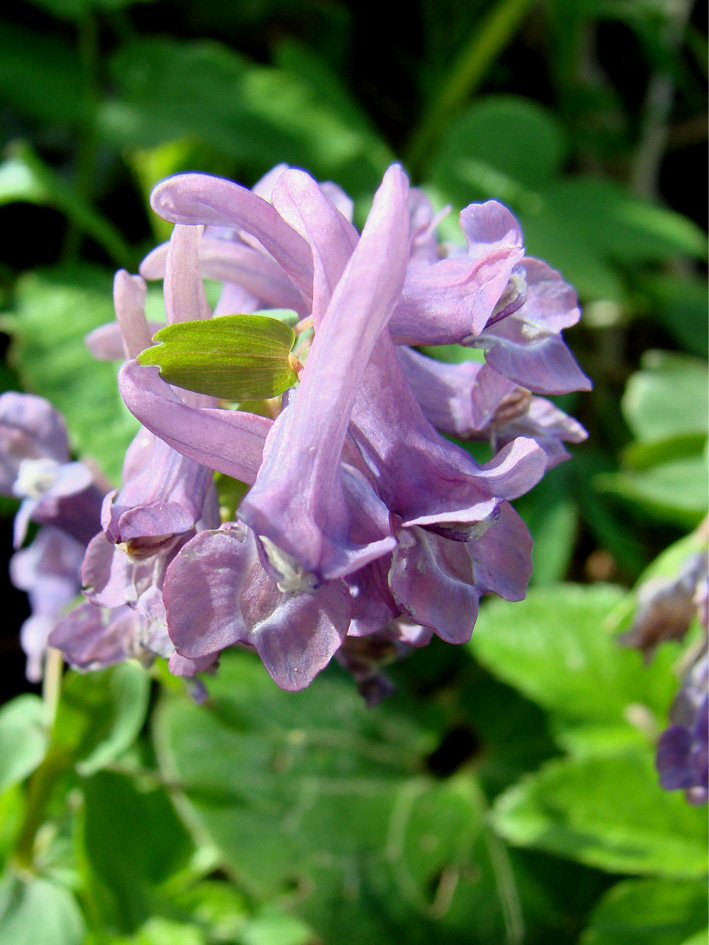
[58,162,591,696]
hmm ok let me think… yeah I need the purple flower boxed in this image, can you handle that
[397,346,587,468]
[238,165,410,584]
[657,650,708,805]
[388,202,591,395]
[0,392,103,547]
[162,522,351,691]
[105,162,591,694]
[10,526,85,681]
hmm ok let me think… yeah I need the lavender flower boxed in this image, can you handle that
[10,526,84,681]
[108,162,591,694]
[656,649,708,805]
[0,392,103,547]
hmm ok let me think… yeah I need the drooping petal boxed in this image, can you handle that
[240,164,411,580]
[388,200,525,345]
[475,315,592,394]
[118,361,270,484]
[164,524,351,691]
[150,173,314,298]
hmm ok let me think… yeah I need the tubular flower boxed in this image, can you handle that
[100,162,592,695]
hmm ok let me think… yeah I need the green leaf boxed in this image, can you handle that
[53,662,150,774]
[0,20,86,127]
[492,751,708,877]
[137,315,298,401]
[102,37,392,198]
[430,94,568,198]
[0,872,85,945]
[154,653,537,944]
[470,585,677,755]
[622,352,708,443]
[580,878,708,945]
[5,263,140,483]
[637,273,709,358]
[597,452,708,529]
[81,771,195,933]
[0,695,48,794]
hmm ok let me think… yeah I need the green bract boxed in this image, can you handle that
[136,313,299,401]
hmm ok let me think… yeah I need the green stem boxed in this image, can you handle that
[62,12,100,262]
[404,0,537,177]
[12,747,71,872]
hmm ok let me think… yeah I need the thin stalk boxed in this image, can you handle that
[12,747,71,872]
[62,12,100,262]
[404,0,537,177]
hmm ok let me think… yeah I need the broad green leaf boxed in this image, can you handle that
[0,872,85,945]
[6,264,139,483]
[53,662,150,774]
[470,585,677,755]
[137,315,298,401]
[154,652,540,944]
[430,94,568,197]
[580,878,708,945]
[0,21,86,127]
[492,751,708,877]
[81,771,195,933]
[622,352,708,443]
[102,37,392,198]
[597,453,708,529]
[0,695,48,793]
[239,908,315,945]
[637,273,709,358]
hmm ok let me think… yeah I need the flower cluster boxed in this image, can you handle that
[12,163,591,700]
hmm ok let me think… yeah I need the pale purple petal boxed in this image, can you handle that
[389,200,525,345]
[271,169,358,325]
[113,270,154,359]
[164,524,351,691]
[477,315,592,394]
[0,393,69,491]
[350,334,546,530]
[164,225,212,324]
[49,602,140,670]
[240,164,411,580]
[520,258,581,332]
[118,361,270,484]
[150,173,314,298]
[388,526,482,644]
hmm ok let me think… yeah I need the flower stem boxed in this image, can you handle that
[404,0,537,177]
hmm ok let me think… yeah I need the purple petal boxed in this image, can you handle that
[389,200,525,345]
[119,361,270,484]
[388,526,482,644]
[150,173,314,298]
[520,258,581,332]
[101,432,212,548]
[164,225,212,324]
[240,164,411,580]
[49,601,140,671]
[164,524,351,691]
[271,169,358,325]
[113,270,154,359]
[0,392,69,492]
[350,334,546,530]
[478,316,593,394]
